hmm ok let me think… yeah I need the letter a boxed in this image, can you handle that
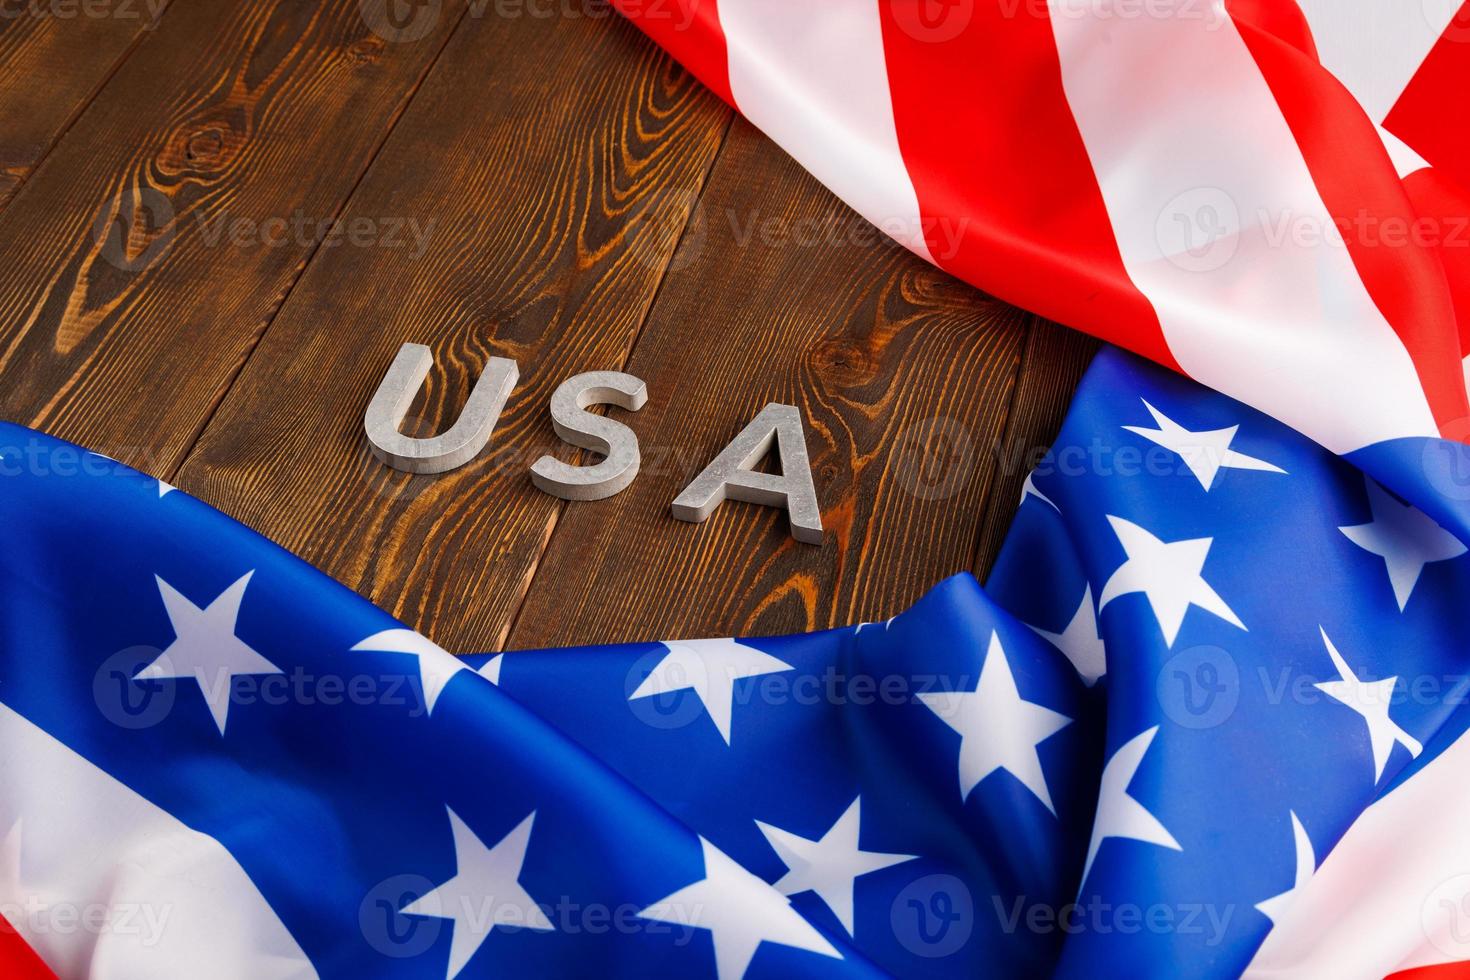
[672,403,823,544]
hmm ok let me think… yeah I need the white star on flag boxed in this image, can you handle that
[1255,811,1316,926]
[628,639,793,744]
[401,809,552,979]
[638,837,840,980]
[755,797,917,935]
[917,633,1072,814]
[352,628,469,716]
[1123,399,1284,491]
[136,572,282,735]
[1082,726,1181,887]
[1099,515,1245,648]
[1029,584,1107,686]
[853,618,899,635]
[1339,479,1466,611]
[1020,471,1059,510]
[1315,628,1422,782]
[477,655,503,685]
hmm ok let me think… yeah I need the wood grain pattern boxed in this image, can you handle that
[506,118,1032,650]
[0,0,464,472]
[174,10,733,651]
[0,0,163,208]
[971,318,1099,581]
[2,7,1095,652]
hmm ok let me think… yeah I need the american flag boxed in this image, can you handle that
[5,343,1469,977]
[617,0,1470,468]
[4,1,1470,978]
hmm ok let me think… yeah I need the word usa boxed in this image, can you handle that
[363,344,823,544]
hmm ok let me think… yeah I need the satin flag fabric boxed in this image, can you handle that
[611,0,1470,533]
[4,345,1470,978]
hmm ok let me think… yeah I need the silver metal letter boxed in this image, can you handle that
[671,403,823,544]
[364,343,519,474]
[530,371,648,501]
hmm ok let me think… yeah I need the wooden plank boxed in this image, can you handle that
[173,13,733,650]
[971,318,1098,580]
[0,0,465,470]
[0,1,163,208]
[506,118,1032,650]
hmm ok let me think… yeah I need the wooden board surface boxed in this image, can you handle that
[0,0,162,208]
[0,0,465,470]
[2,3,1095,653]
[509,118,1036,648]
[177,8,733,651]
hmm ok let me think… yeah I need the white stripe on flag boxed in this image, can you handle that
[1295,0,1464,123]
[1047,0,1439,454]
[1377,129,1433,181]
[715,0,934,261]
[0,704,315,979]
[1246,725,1470,977]
[1296,0,1464,177]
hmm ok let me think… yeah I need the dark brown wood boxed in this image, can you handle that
[0,1,163,209]
[971,317,1099,581]
[173,11,734,650]
[0,5,1094,651]
[0,0,464,472]
[506,118,1032,650]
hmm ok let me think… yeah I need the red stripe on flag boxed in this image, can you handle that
[1389,964,1470,980]
[1225,0,1318,60]
[0,916,54,980]
[1231,8,1470,434]
[1405,167,1470,359]
[1385,1,1470,190]
[875,0,1179,371]
[610,0,733,107]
